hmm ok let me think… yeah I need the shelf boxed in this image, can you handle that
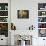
[38,22,46,23]
[38,10,46,11]
[0,22,8,23]
[0,16,8,17]
[38,16,46,17]
[38,28,46,29]
[0,10,8,11]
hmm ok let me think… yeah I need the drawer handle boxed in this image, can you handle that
[1,39,3,40]
[43,39,45,40]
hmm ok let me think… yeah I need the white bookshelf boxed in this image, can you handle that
[38,3,46,37]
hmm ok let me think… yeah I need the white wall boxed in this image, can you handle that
[11,0,46,46]
[11,0,46,30]
[11,0,38,30]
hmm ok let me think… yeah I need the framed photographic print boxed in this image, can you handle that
[17,10,29,19]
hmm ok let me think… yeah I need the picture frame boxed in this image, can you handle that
[17,10,29,19]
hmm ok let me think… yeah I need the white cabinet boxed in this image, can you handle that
[38,38,46,46]
[0,35,8,45]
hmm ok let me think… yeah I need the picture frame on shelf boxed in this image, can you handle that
[0,3,8,10]
[38,3,46,10]
[0,17,8,22]
[38,23,46,28]
[38,29,46,37]
[0,11,8,16]
[38,11,46,16]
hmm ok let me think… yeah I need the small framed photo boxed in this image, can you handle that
[17,10,29,19]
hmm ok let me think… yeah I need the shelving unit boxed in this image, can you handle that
[0,3,8,37]
[38,3,46,37]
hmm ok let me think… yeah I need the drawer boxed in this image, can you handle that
[0,37,8,45]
